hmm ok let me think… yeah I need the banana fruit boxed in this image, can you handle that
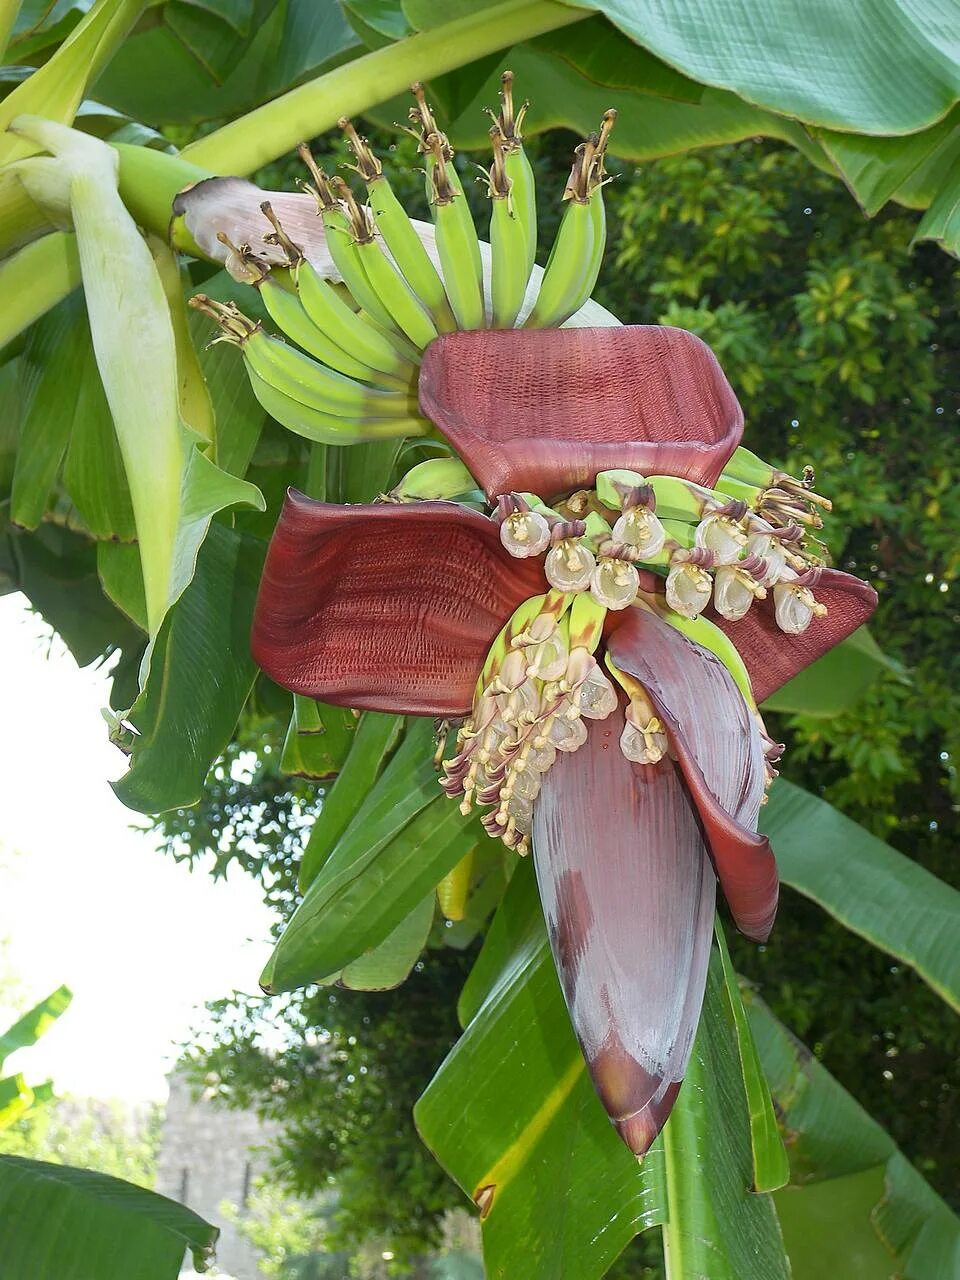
[189,294,429,445]
[495,71,537,280]
[487,127,529,329]
[247,368,428,445]
[390,456,479,501]
[410,87,486,333]
[341,116,457,334]
[524,111,615,330]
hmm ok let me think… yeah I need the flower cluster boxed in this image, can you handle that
[494,468,832,635]
[440,592,617,855]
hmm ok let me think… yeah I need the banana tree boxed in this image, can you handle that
[1,1,958,1276]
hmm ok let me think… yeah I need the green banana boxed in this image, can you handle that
[424,131,485,331]
[247,367,429,445]
[260,279,394,384]
[568,591,606,651]
[647,476,715,522]
[259,186,419,378]
[298,143,400,335]
[408,81,485,329]
[331,176,439,351]
[494,71,537,279]
[720,445,775,488]
[390,456,478,501]
[720,446,832,518]
[594,471,711,523]
[523,179,598,330]
[487,127,529,329]
[658,609,756,708]
[216,230,395,387]
[240,327,420,420]
[713,473,763,508]
[524,112,614,330]
[341,116,457,334]
[292,254,418,384]
[594,468,647,509]
[409,81,445,207]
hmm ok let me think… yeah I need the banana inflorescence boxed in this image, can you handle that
[189,69,833,670]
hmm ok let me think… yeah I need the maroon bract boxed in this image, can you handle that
[251,497,546,716]
[252,324,877,1156]
[419,327,744,498]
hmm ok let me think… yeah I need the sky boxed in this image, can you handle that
[0,593,277,1102]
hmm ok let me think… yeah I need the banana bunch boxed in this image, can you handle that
[192,73,616,448]
[189,294,428,444]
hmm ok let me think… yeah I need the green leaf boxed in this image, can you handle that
[0,986,72,1068]
[280,697,357,780]
[297,711,404,892]
[9,290,135,539]
[714,924,789,1194]
[761,780,960,1013]
[165,0,259,83]
[10,123,264,638]
[94,0,358,127]
[338,893,435,990]
[262,720,480,993]
[97,540,148,631]
[0,0,145,166]
[0,358,21,500]
[187,273,266,479]
[0,233,81,353]
[343,0,412,40]
[0,1155,218,1278]
[174,0,255,35]
[558,0,960,134]
[429,42,824,165]
[0,1076,34,1131]
[8,0,96,59]
[660,958,790,1280]
[4,520,144,671]
[746,992,960,1278]
[760,627,899,717]
[816,106,960,216]
[418,860,663,1280]
[61,338,137,542]
[532,15,704,103]
[9,294,85,529]
[111,525,265,814]
[913,151,960,257]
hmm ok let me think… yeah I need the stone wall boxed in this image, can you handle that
[156,1072,279,1280]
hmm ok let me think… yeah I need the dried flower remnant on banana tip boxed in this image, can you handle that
[227,74,878,1160]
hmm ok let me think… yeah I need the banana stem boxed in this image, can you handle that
[115,144,212,251]
[182,0,587,176]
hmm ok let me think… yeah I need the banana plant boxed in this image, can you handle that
[0,987,219,1276]
[0,986,71,1130]
[1,2,958,1277]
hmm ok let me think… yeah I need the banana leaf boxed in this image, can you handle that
[0,1156,218,1279]
[762,780,960,1013]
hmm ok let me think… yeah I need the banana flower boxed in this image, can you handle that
[251,324,876,1156]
